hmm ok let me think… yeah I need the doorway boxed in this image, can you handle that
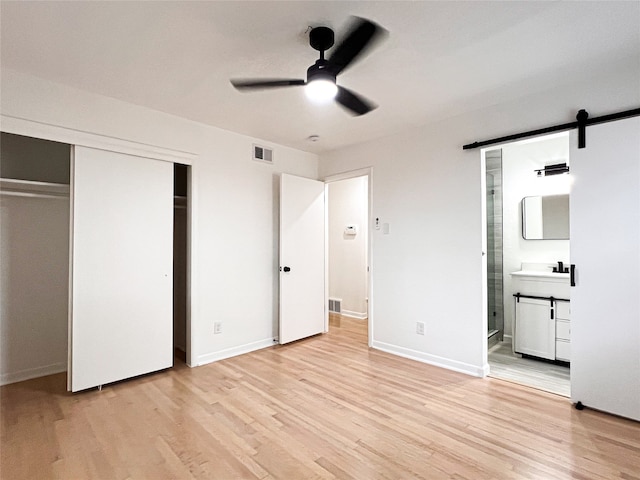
[325,171,370,344]
[483,133,571,396]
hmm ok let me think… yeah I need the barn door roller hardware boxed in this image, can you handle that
[462,107,640,151]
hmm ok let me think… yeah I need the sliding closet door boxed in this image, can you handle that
[569,117,640,421]
[70,146,173,392]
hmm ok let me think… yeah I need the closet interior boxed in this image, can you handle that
[0,132,71,385]
[173,163,188,363]
[0,132,190,386]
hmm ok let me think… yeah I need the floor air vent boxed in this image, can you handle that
[253,144,273,163]
[328,298,342,314]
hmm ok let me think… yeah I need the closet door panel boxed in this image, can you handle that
[71,146,173,392]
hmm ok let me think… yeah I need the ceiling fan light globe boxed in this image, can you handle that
[305,79,338,103]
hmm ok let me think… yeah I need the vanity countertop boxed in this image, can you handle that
[511,270,570,280]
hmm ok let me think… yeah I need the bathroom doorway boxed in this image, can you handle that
[484,133,571,397]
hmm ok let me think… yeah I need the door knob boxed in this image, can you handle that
[283,266,291,272]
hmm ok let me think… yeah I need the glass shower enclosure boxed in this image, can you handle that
[486,149,504,347]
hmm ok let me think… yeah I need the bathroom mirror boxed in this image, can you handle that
[522,194,570,240]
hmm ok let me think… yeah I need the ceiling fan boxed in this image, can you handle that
[230,17,386,116]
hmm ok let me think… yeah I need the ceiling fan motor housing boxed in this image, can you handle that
[307,59,336,84]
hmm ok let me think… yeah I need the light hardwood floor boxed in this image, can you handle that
[2,316,639,479]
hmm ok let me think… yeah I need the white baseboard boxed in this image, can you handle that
[371,341,488,377]
[503,334,513,343]
[196,338,275,366]
[341,309,368,320]
[0,362,67,386]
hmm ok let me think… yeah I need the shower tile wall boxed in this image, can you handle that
[486,150,503,336]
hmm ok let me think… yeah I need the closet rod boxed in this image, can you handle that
[0,190,69,200]
[462,107,640,150]
[0,190,69,199]
[1,178,70,198]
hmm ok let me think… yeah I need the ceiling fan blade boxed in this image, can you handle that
[231,79,306,90]
[327,17,385,76]
[335,86,376,116]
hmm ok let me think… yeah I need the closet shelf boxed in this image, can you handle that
[1,178,70,198]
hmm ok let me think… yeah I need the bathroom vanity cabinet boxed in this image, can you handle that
[511,268,570,362]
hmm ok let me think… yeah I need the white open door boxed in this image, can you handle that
[69,146,173,392]
[279,174,325,344]
[569,117,640,420]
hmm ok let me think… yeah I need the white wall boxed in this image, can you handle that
[501,134,571,339]
[1,69,319,370]
[328,176,368,318]
[319,63,640,376]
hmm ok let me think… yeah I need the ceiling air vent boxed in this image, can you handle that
[253,144,273,164]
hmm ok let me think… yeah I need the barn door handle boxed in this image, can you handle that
[570,264,576,287]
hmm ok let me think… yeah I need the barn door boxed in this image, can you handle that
[69,146,173,392]
[569,117,640,420]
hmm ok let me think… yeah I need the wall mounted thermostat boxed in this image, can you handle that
[345,225,358,235]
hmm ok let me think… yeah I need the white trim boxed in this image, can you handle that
[195,338,275,366]
[324,183,330,333]
[67,148,75,391]
[1,362,67,386]
[185,164,196,367]
[323,167,372,184]
[372,340,489,377]
[341,309,368,320]
[1,115,197,165]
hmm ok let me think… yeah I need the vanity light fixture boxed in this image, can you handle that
[535,162,570,177]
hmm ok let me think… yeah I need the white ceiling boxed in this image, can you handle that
[1,1,638,153]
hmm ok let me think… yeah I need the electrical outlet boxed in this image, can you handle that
[214,322,222,334]
[416,322,425,335]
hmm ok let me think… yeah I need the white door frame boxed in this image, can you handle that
[323,167,373,347]
[0,115,198,373]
